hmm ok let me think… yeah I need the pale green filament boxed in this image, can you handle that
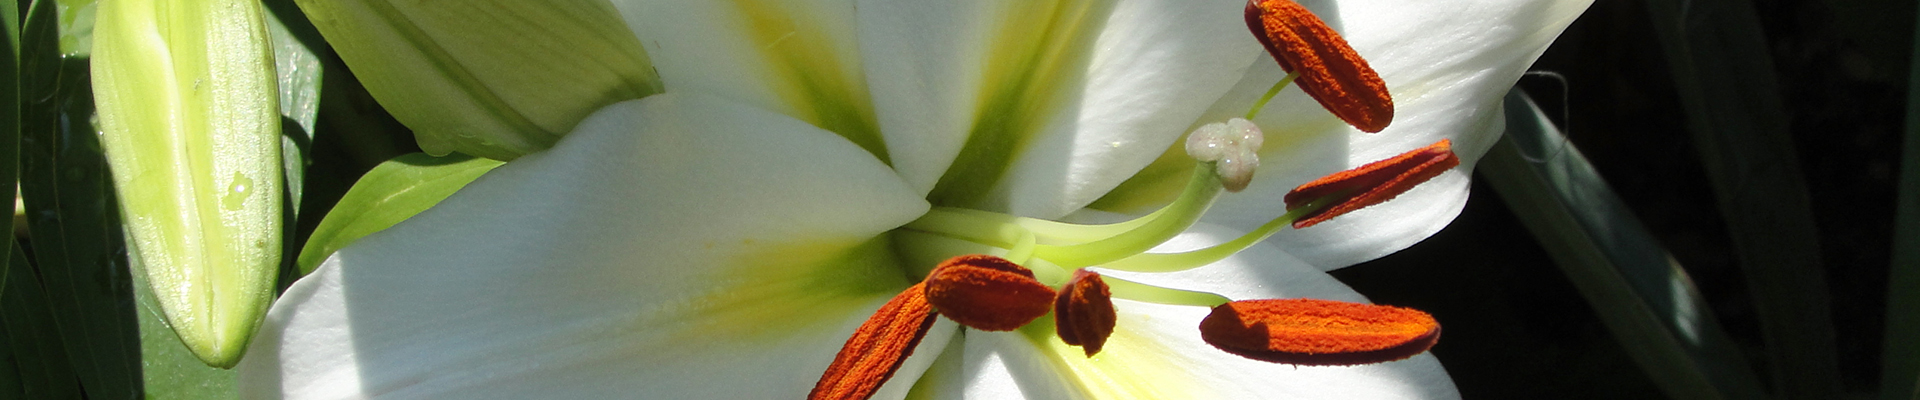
[1244,71,1301,120]
[1101,274,1231,307]
[1100,197,1335,273]
[1028,166,1221,268]
[922,206,1164,244]
[902,209,1036,264]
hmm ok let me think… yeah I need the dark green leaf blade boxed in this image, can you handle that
[0,0,21,300]
[1,241,83,400]
[1479,90,1769,400]
[1884,0,1920,397]
[1640,0,1842,397]
[20,0,140,394]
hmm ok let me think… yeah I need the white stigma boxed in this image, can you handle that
[1183,118,1264,192]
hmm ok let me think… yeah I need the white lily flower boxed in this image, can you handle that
[239,0,1589,398]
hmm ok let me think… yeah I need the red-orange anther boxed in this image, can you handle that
[1053,269,1118,357]
[1284,139,1458,228]
[1244,0,1393,132]
[922,255,1056,331]
[1198,298,1440,366]
[810,283,940,400]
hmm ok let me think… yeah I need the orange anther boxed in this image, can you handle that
[922,255,1057,332]
[1284,139,1458,228]
[810,283,940,400]
[1244,0,1393,132]
[1198,298,1440,366]
[1053,269,1118,357]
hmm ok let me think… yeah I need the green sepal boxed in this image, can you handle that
[293,0,662,160]
[297,153,502,275]
[91,0,284,368]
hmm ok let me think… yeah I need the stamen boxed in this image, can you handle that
[1032,167,1221,268]
[1244,72,1301,120]
[810,283,940,400]
[1285,139,1459,228]
[1097,197,1331,273]
[1244,0,1393,132]
[1198,298,1440,366]
[1101,274,1232,307]
[1053,269,1118,356]
[922,255,1056,331]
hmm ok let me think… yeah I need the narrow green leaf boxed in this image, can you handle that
[20,0,141,396]
[0,0,22,299]
[1883,0,1920,397]
[1640,0,1842,397]
[266,1,320,216]
[1479,90,1769,400]
[297,153,501,274]
[1,242,83,400]
[93,0,285,368]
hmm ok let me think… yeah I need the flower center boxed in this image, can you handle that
[809,2,1447,398]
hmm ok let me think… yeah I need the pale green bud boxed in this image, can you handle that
[92,0,283,368]
[298,0,664,160]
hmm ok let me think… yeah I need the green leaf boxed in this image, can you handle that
[19,0,141,396]
[1884,1,1920,398]
[1641,0,1842,397]
[0,0,22,301]
[297,153,501,275]
[1478,90,1769,400]
[1,241,83,400]
[92,0,285,368]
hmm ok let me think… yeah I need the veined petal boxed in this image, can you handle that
[906,222,1457,399]
[863,0,1259,216]
[238,94,932,399]
[612,0,889,162]
[1096,0,1590,269]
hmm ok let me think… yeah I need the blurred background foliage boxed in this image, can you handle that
[1,0,1916,398]
[1341,0,1918,398]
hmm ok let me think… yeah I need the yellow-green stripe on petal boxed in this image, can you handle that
[296,0,662,160]
[92,0,282,368]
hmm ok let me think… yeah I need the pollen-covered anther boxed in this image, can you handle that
[1284,139,1458,228]
[1198,298,1440,366]
[1053,269,1118,357]
[922,255,1057,331]
[1185,118,1265,192]
[1244,0,1393,132]
[810,283,940,400]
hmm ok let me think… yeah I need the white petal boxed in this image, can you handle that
[612,0,890,159]
[237,93,934,399]
[905,222,1459,399]
[860,0,1260,216]
[1192,0,1592,269]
